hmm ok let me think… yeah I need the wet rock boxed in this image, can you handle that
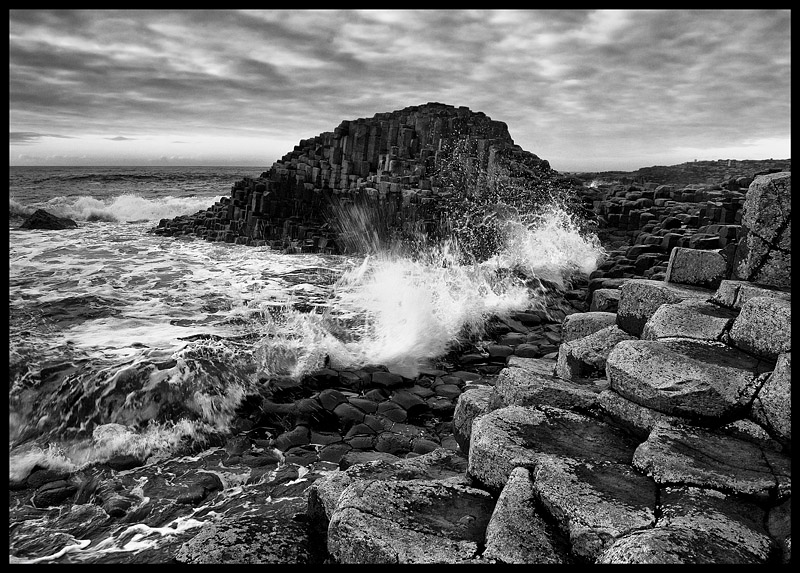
[27,468,70,490]
[20,209,78,230]
[273,425,311,451]
[106,454,145,471]
[390,389,427,415]
[339,451,401,469]
[176,472,224,505]
[318,388,347,410]
[632,422,791,500]
[371,371,406,388]
[333,402,366,427]
[376,401,407,422]
[32,479,77,507]
[483,466,568,564]
[175,513,323,564]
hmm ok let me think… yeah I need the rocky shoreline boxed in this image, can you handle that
[10,102,791,564]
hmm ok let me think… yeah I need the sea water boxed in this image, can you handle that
[9,165,606,562]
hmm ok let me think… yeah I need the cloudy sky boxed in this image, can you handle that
[9,9,791,171]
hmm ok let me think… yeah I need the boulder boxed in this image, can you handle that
[483,467,568,564]
[589,288,621,312]
[555,325,637,381]
[750,352,791,444]
[597,389,686,438]
[632,422,791,500]
[616,279,711,336]
[664,247,728,288]
[491,362,599,413]
[641,299,737,342]
[175,514,323,563]
[561,312,617,343]
[19,209,78,230]
[732,171,791,288]
[606,338,764,421]
[711,279,791,309]
[452,386,494,453]
[728,296,791,359]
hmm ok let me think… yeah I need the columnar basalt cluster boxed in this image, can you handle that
[151,103,562,254]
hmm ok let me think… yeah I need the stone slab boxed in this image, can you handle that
[728,296,791,359]
[616,279,712,336]
[641,299,736,342]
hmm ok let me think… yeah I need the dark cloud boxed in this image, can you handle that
[10,131,75,144]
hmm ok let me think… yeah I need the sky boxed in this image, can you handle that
[9,9,791,172]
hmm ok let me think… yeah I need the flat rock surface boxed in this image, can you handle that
[632,422,791,499]
[328,478,495,563]
[606,338,764,420]
[468,405,641,491]
[532,456,657,562]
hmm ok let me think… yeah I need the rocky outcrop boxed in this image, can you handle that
[152,103,574,258]
[19,208,78,230]
[306,172,791,564]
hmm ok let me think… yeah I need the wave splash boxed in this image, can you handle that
[9,194,219,223]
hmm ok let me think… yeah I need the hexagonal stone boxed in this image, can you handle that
[561,312,618,343]
[711,279,791,310]
[642,299,736,341]
[452,386,494,453]
[632,422,791,500]
[664,247,728,288]
[616,279,711,336]
[468,405,640,492]
[590,288,621,312]
[728,296,791,359]
[491,364,599,412]
[606,339,763,420]
[555,325,636,381]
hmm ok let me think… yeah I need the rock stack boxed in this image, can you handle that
[151,103,568,255]
[305,171,791,564]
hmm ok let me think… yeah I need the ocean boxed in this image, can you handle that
[8,165,605,563]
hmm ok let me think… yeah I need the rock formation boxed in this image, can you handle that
[152,103,577,259]
[19,209,78,230]
[307,171,791,564]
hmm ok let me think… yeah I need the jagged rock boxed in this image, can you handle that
[641,299,737,342]
[490,361,599,412]
[175,514,322,563]
[589,288,621,312]
[728,296,791,359]
[327,477,495,563]
[32,479,77,507]
[664,247,728,288]
[307,448,469,527]
[632,422,791,500]
[532,456,657,562]
[483,467,568,564]
[732,171,791,288]
[467,405,640,492]
[452,386,494,453]
[606,338,764,420]
[19,208,78,230]
[597,389,686,438]
[561,311,617,343]
[555,325,637,381]
[711,279,791,309]
[750,352,791,444]
[616,279,711,336]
